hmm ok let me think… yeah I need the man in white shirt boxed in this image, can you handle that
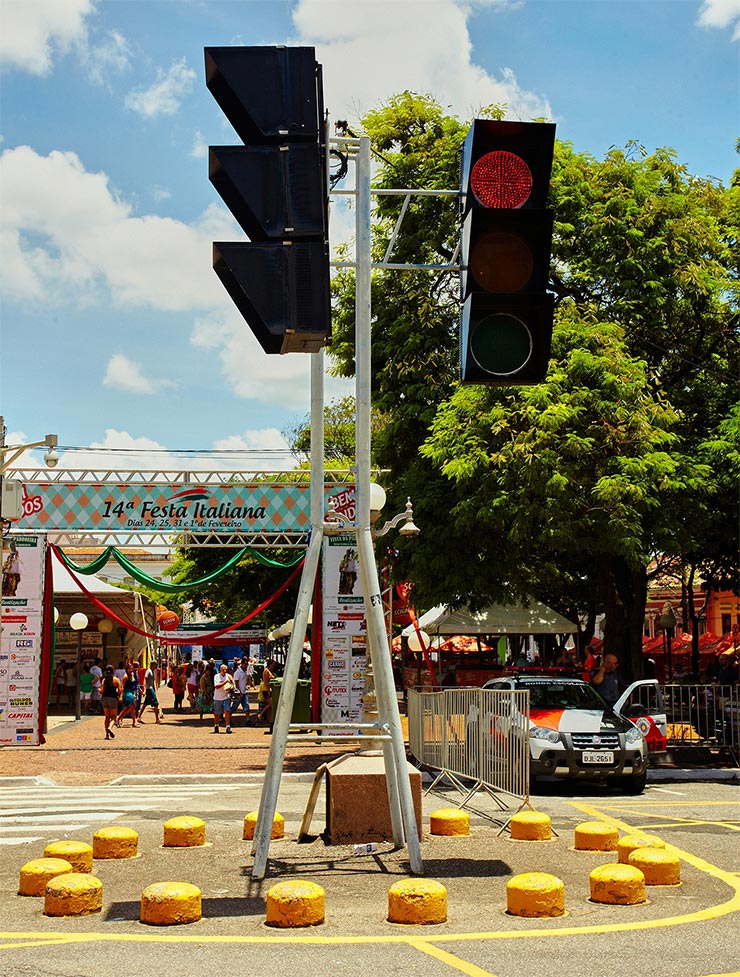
[212,663,234,733]
[89,658,103,714]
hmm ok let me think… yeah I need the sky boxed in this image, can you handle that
[1,0,738,474]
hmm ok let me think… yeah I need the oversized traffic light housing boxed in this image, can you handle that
[460,120,556,384]
[205,46,331,354]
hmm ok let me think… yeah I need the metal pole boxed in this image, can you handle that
[75,633,82,721]
[354,135,423,873]
[251,351,325,880]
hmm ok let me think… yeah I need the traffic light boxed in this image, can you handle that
[459,120,556,384]
[205,46,331,354]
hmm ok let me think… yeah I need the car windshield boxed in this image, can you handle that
[520,681,608,711]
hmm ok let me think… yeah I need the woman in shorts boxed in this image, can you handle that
[100,666,122,740]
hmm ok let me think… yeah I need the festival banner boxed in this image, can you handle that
[12,482,356,536]
[1,534,46,746]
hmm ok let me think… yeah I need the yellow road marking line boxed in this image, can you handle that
[594,800,740,808]
[408,940,498,977]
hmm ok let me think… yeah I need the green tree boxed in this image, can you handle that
[330,95,739,678]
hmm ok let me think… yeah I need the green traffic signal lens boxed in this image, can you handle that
[469,231,534,293]
[470,314,533,376]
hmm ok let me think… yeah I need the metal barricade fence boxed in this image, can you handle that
[662,684,739,759]
[407,688,530,811]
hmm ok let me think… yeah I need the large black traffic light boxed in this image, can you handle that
[205,46,331,354]
[459,120,556,384]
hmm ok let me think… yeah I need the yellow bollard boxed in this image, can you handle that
[266,880,325,928]
[44,873,103,916]
[507,872,565,917]
[387,879,447,924]
[141,882,202,925]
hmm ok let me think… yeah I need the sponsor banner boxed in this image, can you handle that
[13,482,356,536]
[1,534,45,746]
[321,535,367,732]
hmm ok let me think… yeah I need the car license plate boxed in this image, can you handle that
[582,751,614,764]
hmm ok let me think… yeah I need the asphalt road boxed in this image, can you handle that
[0,776,738,977]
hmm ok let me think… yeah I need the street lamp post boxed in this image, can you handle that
[69,612,88,721]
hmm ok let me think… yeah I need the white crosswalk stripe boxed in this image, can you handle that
[0,783,248,845]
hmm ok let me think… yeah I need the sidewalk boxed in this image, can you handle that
[3,685,354,785]
[3,684,737,787]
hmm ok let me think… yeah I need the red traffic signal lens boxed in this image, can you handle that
[471,151,532,209]
[469,231,534,293]
[470,313,533,376]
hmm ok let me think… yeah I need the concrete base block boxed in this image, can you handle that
[326,754,422,845]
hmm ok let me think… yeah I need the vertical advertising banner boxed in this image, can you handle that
[321,534,367,731]
[1,534,46,746]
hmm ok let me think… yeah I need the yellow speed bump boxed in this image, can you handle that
[266,880,325,928]
[510,811,551,841]
[243,810,284,841]
[574,821,619,852]
[19,858,74,897]
[44,873,103,916]
[93,826,139,859]
[589,864,646,905]
[628,848,681,885]
[387,879,447,925]
[430,808,469,836]
[507,872,565,918]
[617,833,665,864]
[163,816,206,848]
[140,882,202,925]
[43,840,93,873]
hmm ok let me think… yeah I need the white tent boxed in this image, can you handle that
[52,560,158,666]
[401,600,577,637]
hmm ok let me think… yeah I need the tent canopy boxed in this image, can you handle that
[402,600,577,637]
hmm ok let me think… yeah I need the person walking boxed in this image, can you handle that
[256,659,275,727]
[89,658,103,714]
[116,663,138,727]
[197,662,214,722]
[171,664,186,712]
[100,666,122,740]
[137,663,162,724]
[53,660,67,706]
[231,658,250,722]
[185,663,199,711]
[212,662,235,734]
[79,664,93,713]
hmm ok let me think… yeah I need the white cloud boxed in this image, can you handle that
[697,0,740,39]
[191,308,354,410]
[84,28,131,85]
[191,131,208,159]
[57,429,183,472]
[0,0,93,75]
[213,430,295,468]
[124,58,197,118]
[103,354,175,395]
[0,145,234,310]
[292,0,551,122]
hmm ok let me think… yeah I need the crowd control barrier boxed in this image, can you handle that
[407,687,531,817]
[661,684,739,762]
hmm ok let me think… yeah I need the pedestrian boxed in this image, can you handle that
[89,657,103,714]
[212,662,235,733]
[138,663,162,724]
[185,663,199,711]
[256,658,275,727]
[100,666,122,740]
[245,655,255,688]
[79,664,93,713]
[171,663,186,711]
[591,652,625,708]
[197,662,214,721]
[231,658,250,721]
[116,663,138,727]
[53,660,67,706]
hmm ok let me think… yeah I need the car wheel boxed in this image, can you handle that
[620,770,647,794]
